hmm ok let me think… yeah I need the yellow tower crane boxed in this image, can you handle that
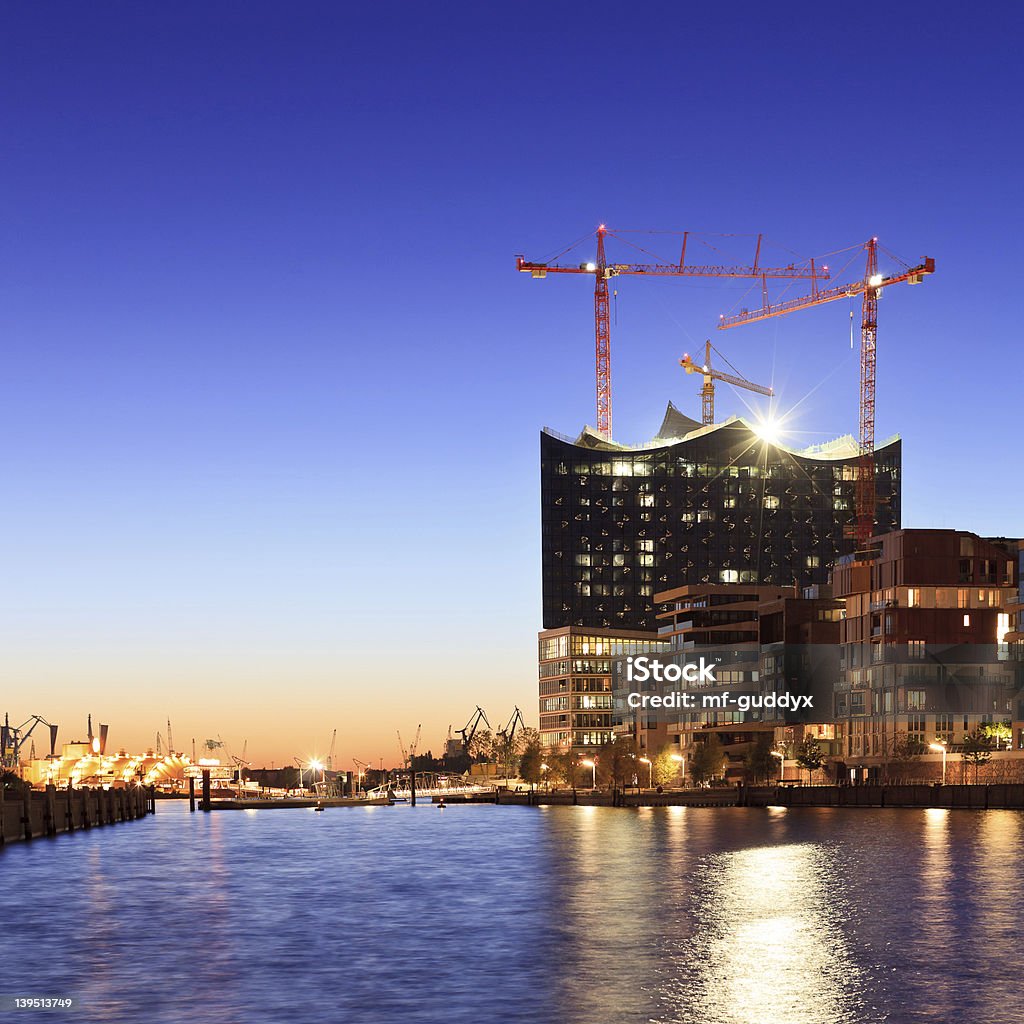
[679,340,773,426]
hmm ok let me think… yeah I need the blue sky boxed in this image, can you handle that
[2,4,1021,763]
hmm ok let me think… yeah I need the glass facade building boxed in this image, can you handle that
[541,405,901,631]
[538,626,669,751]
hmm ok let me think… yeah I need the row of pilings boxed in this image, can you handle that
[1,782,155,844]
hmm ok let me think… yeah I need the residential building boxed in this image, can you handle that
[611,583,842,778]
[832,529,1021,777]
[538,626,668,753]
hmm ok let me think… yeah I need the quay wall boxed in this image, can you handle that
[1,784,155,845]
[771,783,1024,810]
[484,785,1024,810]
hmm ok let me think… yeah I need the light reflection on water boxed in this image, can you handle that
[0,802,1022,1023]
[673,842,863,1024]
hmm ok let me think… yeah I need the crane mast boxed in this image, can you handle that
[594,228,611,436]
[858,239,880,552]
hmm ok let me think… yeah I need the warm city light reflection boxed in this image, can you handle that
[672,842,861,1023]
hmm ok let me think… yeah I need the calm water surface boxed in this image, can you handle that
[1,801,1021,1024]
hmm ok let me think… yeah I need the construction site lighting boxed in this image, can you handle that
[753,417,782,445]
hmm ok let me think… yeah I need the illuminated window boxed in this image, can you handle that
[963,614,971,627]
[997,613,1010,644]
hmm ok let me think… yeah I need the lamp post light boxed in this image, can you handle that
[638,756,652,790]
[541,762,549,793]
[670,753,685,789]
[580,758,596,790]
[928,741,947,785]
[771,749,786,785]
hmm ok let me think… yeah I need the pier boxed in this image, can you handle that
[204,796,391,810]
[1,783,155,844]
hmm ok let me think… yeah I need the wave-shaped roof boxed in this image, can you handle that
[544,402,898,460]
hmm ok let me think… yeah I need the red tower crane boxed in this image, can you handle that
[516,227,827,439]
[717,238,935,551]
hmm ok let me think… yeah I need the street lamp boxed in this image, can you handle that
[670,753,684,788]
[580,758,596,789]
[771,749,786,785]
[928,741,947,785]
[540,762,549,793]
[638,756,652,790]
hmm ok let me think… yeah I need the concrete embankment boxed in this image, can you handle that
[772,783,1024,810]
[452,784,1024,811]
[1,784,155,844]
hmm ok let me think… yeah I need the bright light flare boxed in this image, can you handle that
[753,416,783,445]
